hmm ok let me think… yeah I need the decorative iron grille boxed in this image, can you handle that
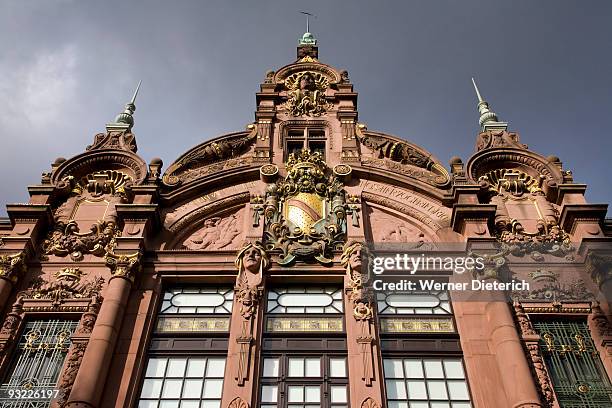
[533,320,612,407]
[0,320,78,407]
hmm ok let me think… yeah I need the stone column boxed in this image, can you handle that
[66,251,140,408]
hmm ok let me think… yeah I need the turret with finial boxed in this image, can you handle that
[297,11,318,59]
[107,81,141,132]
[471,78,507,132]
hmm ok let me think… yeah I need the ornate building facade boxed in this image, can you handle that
[0,31,611,408]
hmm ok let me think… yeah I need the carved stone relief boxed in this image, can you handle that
[20,268,105,307]
[183,209,244,250]
[367,207,432,247]
[282,71,331,117]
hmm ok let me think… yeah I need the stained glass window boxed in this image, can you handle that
[377,290,451,315]
[160,287,233,315]
[267,287,343,314]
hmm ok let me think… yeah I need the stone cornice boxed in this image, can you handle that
[559,204,608,232]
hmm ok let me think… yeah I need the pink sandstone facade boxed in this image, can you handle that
[0,33,611,408]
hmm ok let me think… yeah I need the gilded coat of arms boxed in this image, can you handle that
[283,71,331,117]
[262,150,348,264]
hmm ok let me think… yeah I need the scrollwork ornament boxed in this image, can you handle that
[0,252,26,283]
[105,251,142,282]
[526,343,555,407]
[43,220,121,261]
[20,268,104,307]
[263,150,347,265]
[55,341,88,407]
[283,71,331,117]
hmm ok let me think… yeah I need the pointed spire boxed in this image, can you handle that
[108,81,141,131]
[471,77,507,132]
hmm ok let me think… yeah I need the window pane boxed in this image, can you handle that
[448,381,469,400]
[384,359,404,378]
[146,358,168,377]
[162,379,183,398]
[261,385,278,402]
[330,358,347,377]
[288,386,304,402]
[263,358,279,377]
[203,379,223,398]
[431,403,450,408]
[159,402,179,408]
[388,403,408,408]
[200,402,221,408]
[207,358,226,378]
[330,386,347,403]
[186,359,206,377]
[443,360,465,379]
[404,360,424,378]
[424,360,444,378]
[167,359,187,377]
[182,379,203,398]
[409,404,428,408]
[407,381,427,399]
[139,401,158,408]
[451,403,472,408]
[427,381,448,399]
[289,358,305,377]
[305,386,320,402]
[386,380,407,399]
[141,379,163,398]
[305,358,321,377]
[181,402,200,408]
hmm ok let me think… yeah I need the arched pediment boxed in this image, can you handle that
[355,124,452,189]
[161,124,258,189]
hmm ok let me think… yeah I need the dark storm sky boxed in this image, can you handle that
[1,0,610,216]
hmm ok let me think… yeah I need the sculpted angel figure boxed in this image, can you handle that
[235,242,270,319]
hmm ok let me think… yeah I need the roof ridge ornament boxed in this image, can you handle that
[471,77,508,132]
[107,80,141,132]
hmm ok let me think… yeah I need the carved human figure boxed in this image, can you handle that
[215,214,241,248]
[235,242,270,319]
[185,217,221,249]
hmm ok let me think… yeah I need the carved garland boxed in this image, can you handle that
[0,252,26,283]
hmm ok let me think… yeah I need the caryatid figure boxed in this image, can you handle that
[341,241,374,320]
[234,242,270,319]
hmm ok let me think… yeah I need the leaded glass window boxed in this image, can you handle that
[377,291,451,315]
[383,357,472,408]
[138,356,226,408]
[160,288,233,314]
[0,320,78,407]
[267,287,343,314]
[260,355,348,408]
[156,287,233,334]
[533,319,612,407]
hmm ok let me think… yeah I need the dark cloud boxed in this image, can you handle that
[1,0,610,215]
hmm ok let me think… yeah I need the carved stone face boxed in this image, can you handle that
[299,73,315,90]
[349,246,363,272]
[242,247,262,273]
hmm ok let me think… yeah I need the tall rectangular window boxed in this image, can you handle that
[383,357,472,408]
[137,286,232,407]
[260,355,348,408]
[138,357,226,408]
[0,320,78,406]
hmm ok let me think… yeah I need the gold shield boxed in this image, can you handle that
[285,192,325,230]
